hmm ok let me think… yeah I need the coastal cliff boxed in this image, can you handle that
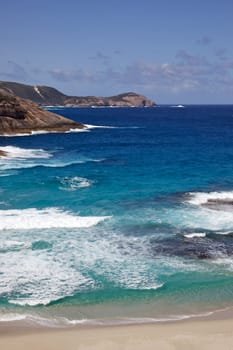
[0,81,156,107]
[0,89,85,136]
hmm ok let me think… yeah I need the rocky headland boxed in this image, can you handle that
[0,88,85,137]
[0,81,156,107]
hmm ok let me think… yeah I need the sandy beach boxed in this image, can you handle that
[1,317,233,350]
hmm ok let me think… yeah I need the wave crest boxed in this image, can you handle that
[0,146,51,159]
[0,207,110,230]
[186,191,233,207]
[183,233,206,238]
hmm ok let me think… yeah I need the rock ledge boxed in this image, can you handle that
[0,89,85,136]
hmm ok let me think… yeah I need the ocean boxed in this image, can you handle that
[0,105,233,327]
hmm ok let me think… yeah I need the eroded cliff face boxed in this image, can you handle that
[0,89,85,136]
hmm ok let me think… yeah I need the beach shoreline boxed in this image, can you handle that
[1,314,233,350]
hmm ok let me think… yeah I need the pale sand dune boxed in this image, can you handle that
[0,318,233,350]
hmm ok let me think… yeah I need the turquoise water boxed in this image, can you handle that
[0,105,233,326]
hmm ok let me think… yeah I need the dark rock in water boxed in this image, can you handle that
[202,199,233,212]
[205,199,233,206]
[31,240,53,251]
[207,199,233,205]
[0,88,85,137]
[150,233,233,260]
[0,150,7,157]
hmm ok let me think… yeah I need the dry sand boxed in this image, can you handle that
[0,317,233,350]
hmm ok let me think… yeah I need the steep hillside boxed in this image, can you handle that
[0,81,156,107]
[0,81,66,105]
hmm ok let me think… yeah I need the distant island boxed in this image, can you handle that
[0,81,156,108]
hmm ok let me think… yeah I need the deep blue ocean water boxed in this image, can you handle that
[0,105,233,326]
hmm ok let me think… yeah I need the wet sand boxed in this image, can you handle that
[0,317,233,350]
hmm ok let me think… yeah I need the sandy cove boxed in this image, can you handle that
[1,317,233,350]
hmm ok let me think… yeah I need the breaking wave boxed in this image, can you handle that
[183,233,207,239]
[0,146,51,159]
[186,191,233,206]
[0,145,104,171]
[0,207,110,230]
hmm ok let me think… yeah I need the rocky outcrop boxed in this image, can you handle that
[202,199,233,211]
[0,150,6,157]
[0,81,156,107]
[0,89,85,136]
[0,81,66,105]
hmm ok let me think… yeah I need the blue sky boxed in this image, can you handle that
[1,0,233,103]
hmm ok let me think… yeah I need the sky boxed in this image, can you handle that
[1,0,233,104]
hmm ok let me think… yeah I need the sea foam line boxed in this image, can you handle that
[0,313,86,328]
[0,207,111,230]
[1,128,88,137]
[85,124,140,129]
[1,307,229,329]
[85,124,119,129]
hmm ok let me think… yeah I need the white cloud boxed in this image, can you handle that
[2,48,233,101]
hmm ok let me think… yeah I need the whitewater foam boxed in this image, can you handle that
[0,312,88,327]
[85,124,119,129]
[213,256,233,271]
[183,233,206,238]
[0,308,225,328]
[0,313,28,322]
[65,128,89,133]
[215,231,233,235]
[85,124,140,130]
[9,298,59,307]
[186,191,233,206]
[0,245,95,306]
[0,207,110,230]
[0,240,30,252]
[0,145,104,171]
[59,176,94,191]
[171,105,185,108]
[0,146,51,159]
[2,128,88,137]
[0,145,53,172]
[137,283,164,290]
